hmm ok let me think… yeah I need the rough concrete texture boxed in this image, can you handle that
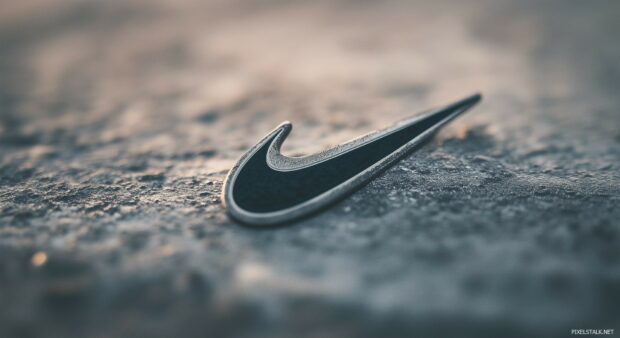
[1,0,619,337]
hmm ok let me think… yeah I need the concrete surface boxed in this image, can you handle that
[1,0,619,337]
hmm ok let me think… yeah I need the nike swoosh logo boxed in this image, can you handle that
[223,93,481,226]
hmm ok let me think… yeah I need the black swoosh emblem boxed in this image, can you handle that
[223,93,481,226]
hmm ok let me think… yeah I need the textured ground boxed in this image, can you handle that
[1,0,619,337]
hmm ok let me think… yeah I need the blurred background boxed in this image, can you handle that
[1,0,619,337]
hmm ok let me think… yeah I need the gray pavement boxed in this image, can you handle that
[1,0,619,337]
